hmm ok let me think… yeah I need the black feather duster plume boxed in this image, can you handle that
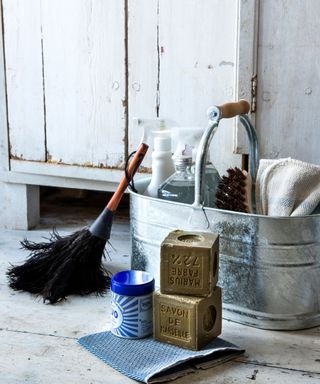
[7,143,148,304]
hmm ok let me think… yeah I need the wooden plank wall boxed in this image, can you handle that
[128,0,241,173]
[2,0,242,177]
[256,0,320,164]
[158,0,239,174]
[127,0,159,168]
[2,0,45,161]
[42,0,126,168]
[2,0,320,184]
[3,0,126,169]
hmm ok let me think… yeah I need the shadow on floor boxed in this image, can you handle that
[39,186,130,229]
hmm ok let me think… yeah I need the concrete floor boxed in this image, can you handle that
[0,189,320,383]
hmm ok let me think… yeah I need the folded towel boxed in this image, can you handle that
[78,331,244,383]
[256,158,320,216]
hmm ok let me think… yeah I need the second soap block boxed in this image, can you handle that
[153,287,222,350]
[160,230,219,297]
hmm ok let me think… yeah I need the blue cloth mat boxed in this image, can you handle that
[78,331,244,383]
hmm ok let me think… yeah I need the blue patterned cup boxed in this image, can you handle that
[111,270,155,338]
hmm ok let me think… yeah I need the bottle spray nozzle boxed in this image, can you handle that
[133,118,177,146]
[171,126,206,162]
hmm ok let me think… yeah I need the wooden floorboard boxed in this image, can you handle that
[1,204,319,383]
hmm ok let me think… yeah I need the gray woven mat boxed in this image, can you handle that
[78,331,244,383]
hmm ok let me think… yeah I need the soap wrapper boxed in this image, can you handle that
[78,331,244,383]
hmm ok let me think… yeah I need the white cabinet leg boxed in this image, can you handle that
[0,182,40,229]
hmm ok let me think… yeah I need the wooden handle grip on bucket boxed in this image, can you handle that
[107,143,149,212]
[219,100,250,119]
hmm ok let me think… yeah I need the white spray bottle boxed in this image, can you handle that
[134,118,175,198]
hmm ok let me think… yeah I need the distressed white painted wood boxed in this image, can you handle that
[1,330,319,384]
[0,0,9,172]
[0,221,319,383]
[10,159,127,183]
[0,182,39,229]
[41,0,126,168]
[256,0,320,164]
[2,0,320,233]
[127,0,158,168]
[234,0,259,154]
[0,1,40,229]
[128,0,244,174]
[2,0,46,161]
[3,168,144,193]
[157,0,241,174]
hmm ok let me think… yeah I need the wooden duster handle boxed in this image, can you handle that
[107,143,149,212]
[219,100,250,119]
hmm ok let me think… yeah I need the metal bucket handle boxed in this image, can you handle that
[193,100,259,211]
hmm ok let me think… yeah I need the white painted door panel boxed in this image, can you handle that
[42,0,126,168]
[2,0,46,161]
[3,0,126,170]
[256,0,320,164]
[127,0,158,168]
[159,0,240,174]
[128,0,242,175]
[234,0,258,155]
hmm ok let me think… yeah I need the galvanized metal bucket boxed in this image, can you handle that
[130,104,320,330]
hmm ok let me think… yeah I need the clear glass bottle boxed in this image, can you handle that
[203,161,221,208]
[171,126,221,207]
[158,156,195,204]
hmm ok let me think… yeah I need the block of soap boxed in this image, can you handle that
[160,230,219,296]
[153,287,222,350]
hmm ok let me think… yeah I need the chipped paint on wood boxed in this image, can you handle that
[219,61,235,67]
[4,0,319,181]
[127,0,158,169]
[3,0,46,162]
[3,1,127,169]
[157,0,240,174]
[234,0,259,155]
[42,0,126,169]
[256,0,320,164]
[8,156,152,174]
